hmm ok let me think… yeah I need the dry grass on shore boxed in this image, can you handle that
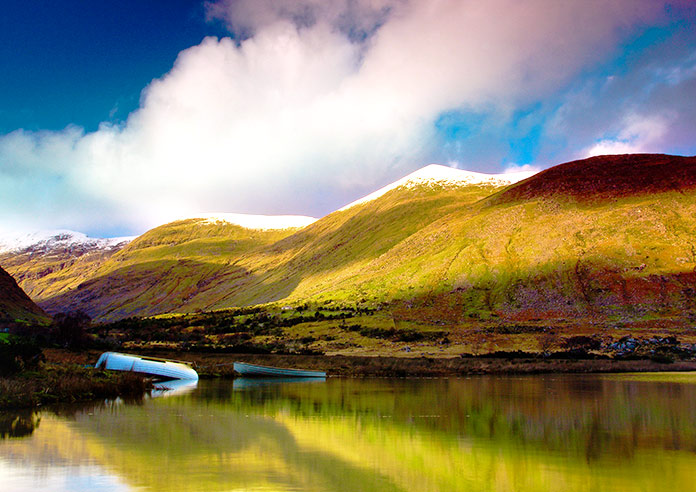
[41,348,696,379]
[0,364,152,409]
[191,352,696,377]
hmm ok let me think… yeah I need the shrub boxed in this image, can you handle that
[562,335,602,351]
[0,337,45,376]
[650,353,674,364]
[51,311,92,349]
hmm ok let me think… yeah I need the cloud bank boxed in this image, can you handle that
[0,0,691,235]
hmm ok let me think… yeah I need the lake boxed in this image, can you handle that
[1,373,696,491]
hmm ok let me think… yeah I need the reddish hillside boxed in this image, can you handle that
[490,154,696,204]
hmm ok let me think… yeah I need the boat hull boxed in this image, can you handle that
[233,361,326,378]
[95,352,198,381]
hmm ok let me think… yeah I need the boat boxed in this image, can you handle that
[95,352,198,381]
[233,361,326,378]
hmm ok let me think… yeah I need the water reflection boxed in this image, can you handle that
[1,374,695,491]
[0,411,39,439]
[151,378,198,398]
[233,376,327,390]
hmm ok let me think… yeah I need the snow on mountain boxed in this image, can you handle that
[339,164,537,211]
[0,165,531,252]
[0,230,134,254]
[192,213,318,230]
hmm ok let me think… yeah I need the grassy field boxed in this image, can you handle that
[89,303,696,367]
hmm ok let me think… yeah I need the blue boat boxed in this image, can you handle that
[233,361,326,378]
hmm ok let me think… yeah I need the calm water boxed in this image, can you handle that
[1,373,696,492]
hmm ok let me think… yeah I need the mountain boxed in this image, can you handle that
[339,164,535,210]
[0,229,134,255]
[21,166,532,320]
[365,153,696,323]
[5,154,696,328]
[0,266,50,326]
[9,215,316,320]
[0,230,134,304]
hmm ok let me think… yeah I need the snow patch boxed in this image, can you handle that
[0,230,134,254]
[192,213,318,230]
[339,164,537,211]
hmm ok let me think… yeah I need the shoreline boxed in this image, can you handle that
[43,348,696,378]
[0,363,152,410]
[2,350,694,410]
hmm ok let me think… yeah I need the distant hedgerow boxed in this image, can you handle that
[338,323,447,342]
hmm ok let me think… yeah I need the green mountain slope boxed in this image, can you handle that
[21,154,696,326]
[344,154,696,324]
[36,219,312,320]
[36,176,511,320]
[0,266,50,326]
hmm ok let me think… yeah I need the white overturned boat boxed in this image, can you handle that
[95,352,198,381]
[233,361,326,378]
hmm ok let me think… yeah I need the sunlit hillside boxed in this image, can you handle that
[35,170,514,321]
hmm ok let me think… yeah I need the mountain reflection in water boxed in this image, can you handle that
[1,374,695,492]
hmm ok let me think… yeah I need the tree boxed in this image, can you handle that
[51,310,92,349]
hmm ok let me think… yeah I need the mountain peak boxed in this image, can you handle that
[339,164,536,211]
[0,230,134,254]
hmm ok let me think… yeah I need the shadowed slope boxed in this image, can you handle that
[38,219,309,320]
[0,266,50,325]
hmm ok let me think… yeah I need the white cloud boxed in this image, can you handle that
[503,163,541,175]
[0,0,665,235]
[583,113,671,157]
[542,20,696,165]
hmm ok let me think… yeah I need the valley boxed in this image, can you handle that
[2,154,696,361]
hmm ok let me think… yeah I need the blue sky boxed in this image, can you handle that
[1,0,695,237]
[0,0,228,133]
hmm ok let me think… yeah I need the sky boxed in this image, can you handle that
[1,0,695,237]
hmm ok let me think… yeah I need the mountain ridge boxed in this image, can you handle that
[490,153,696,205]
[0,230,133,255]
[35,168,509,319]
[339,163,536,210]
[4,154,696,327]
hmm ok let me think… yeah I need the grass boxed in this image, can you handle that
[0,363,152,409]
[84,302,696,365]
